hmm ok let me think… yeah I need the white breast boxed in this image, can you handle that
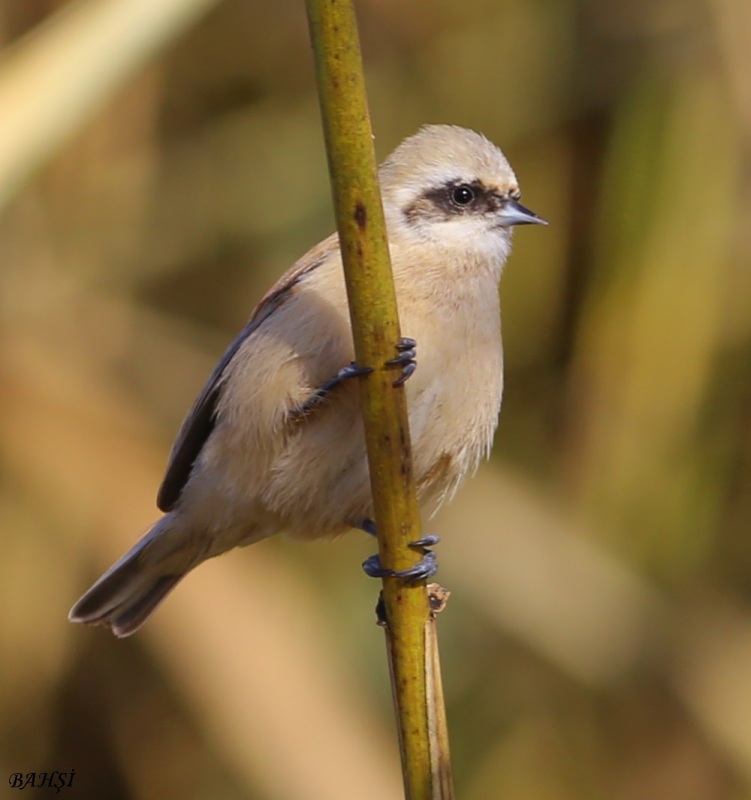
[395,257,505,512]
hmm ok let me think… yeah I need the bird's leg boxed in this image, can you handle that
[292,337,417,418]
[385,337,417,387]
[291,362,373,418]
[360,518,440,581]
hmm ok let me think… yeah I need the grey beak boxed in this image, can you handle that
[498,198,548,227]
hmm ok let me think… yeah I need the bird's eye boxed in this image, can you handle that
[451,184,476,206]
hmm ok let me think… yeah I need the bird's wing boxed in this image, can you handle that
[156,235,338,512]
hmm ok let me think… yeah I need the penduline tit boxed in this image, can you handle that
[69,124,546,637]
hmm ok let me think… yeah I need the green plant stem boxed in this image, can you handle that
[305,1,449,797]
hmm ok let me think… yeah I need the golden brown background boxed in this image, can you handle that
[1,0,750,797]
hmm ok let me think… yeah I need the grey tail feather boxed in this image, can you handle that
[69,524,187,638]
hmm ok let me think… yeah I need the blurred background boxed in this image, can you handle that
[1,0,750,797]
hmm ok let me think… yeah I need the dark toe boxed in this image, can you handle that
[409,534,440,548]
[393,551,438,581]
[362,551,438,582]
[392,362,416,387]
[362,554,392,578]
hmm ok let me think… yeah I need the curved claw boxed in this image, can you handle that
[392,362,416,388]
[409,534,440,548]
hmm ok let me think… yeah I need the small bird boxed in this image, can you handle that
[69,124,546,637]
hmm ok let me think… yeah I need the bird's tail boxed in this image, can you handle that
[69,517,189,638]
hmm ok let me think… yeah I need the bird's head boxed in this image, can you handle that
[380,125,546,262]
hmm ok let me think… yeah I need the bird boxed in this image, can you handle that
[69,124,546,637]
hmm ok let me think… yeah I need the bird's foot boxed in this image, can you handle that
[385,337,417,387]
[360,519,440,581]
[293,337,415,418]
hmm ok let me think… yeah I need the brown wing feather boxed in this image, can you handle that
[156,237,337,512]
